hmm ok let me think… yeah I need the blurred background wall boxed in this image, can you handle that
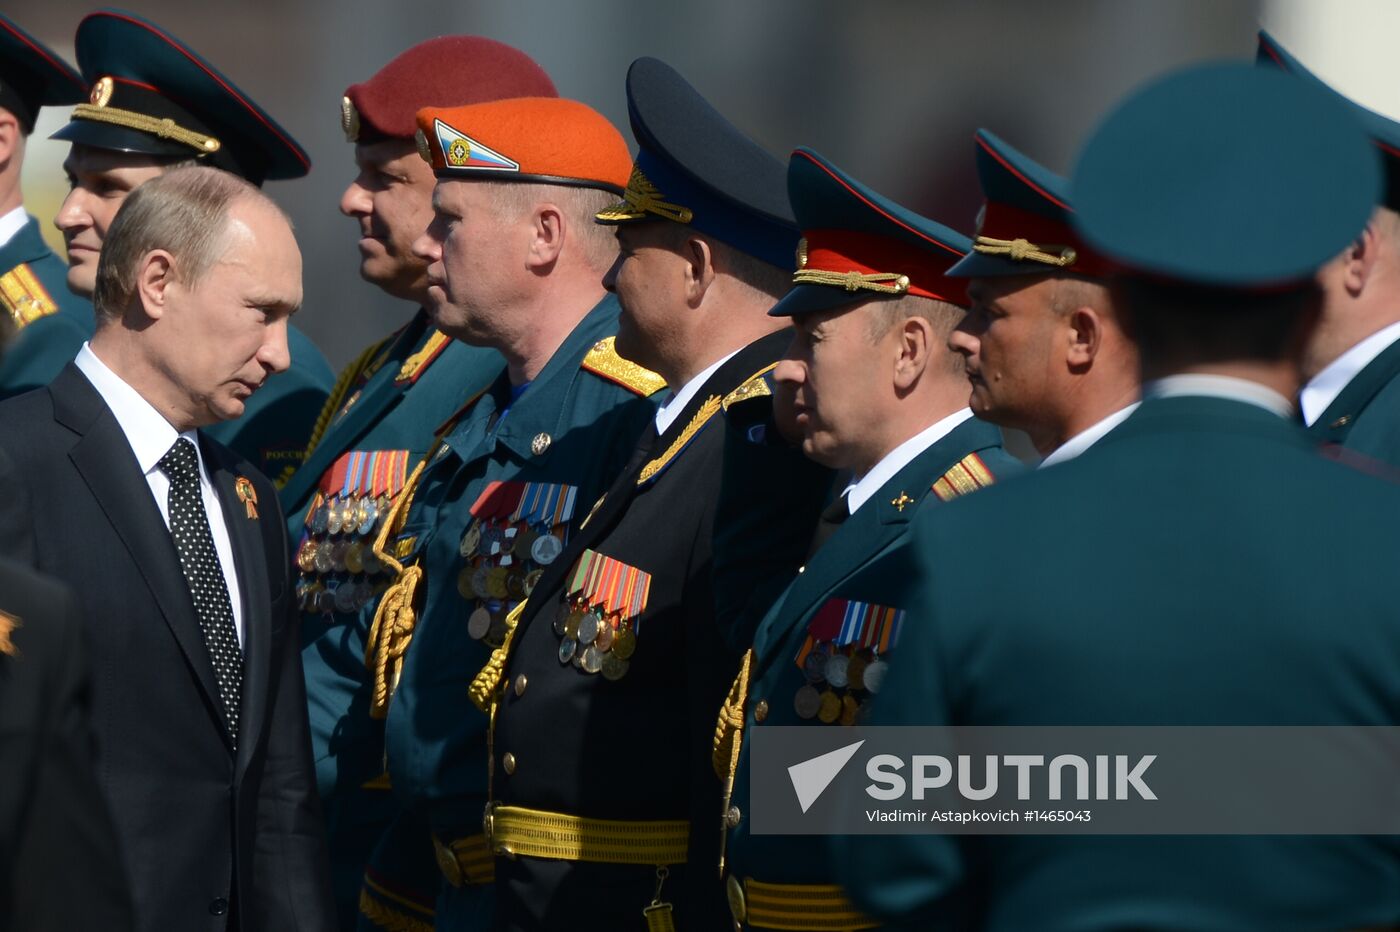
[13,0,1400,369]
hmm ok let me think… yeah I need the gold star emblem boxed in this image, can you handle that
[0,611,19,657]
[891,492,914,512]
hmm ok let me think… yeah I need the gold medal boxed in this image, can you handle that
[344,541,365,575]
[296,538,317,573]
[611,625,637,660]
[486,566,511,600]
[601,652,629,680]
[847,654,869,691]
[817,689,841,724]
[564,611,583,639]
[594,621,615,652]
[459,523,482,559]
[839,694,860,726]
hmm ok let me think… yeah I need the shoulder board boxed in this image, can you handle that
[930,452,997,502]
[395,330,452,385]
[0,263,59,329]
[721,366,777,411]
[581,337,666,396]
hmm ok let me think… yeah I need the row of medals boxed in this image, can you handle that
[794,643,891,726]
[296,493,394,614]
[554,596,636,681]
[457,520,566,648]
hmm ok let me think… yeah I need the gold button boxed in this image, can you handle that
[502,752,516,775]
[514,674,528,697]
[753,700,769,723]
[724,805,741,828]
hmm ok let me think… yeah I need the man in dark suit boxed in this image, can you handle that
[0,166,333,930]
[836,63,1400,929]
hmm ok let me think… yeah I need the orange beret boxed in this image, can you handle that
[415,97,631,194]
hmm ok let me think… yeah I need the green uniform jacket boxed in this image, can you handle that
[376,295,659,927]
[1307,335,1400,469]
[0,215,93,397]
[282,308,504,930]
[205,323,334,482]
[837,396,1400,930]
[725,416,1019,930]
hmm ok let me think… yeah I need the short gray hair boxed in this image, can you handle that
[490,182,620,273]
[92,166,286,319]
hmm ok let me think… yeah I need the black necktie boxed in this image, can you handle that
[159,437,243,745]
[806,492,851,559]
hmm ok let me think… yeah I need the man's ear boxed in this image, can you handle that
[681,234,716,308]
[1339,221,1383,297]
[0,111,19,170]
[525,203,565,271]
[892,312,935,392]
[134,250,178,320]
[1065,306,1103,372]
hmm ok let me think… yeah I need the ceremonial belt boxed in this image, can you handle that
[432,833,494,887]
[728,876,877,931]
[485,804,689,865]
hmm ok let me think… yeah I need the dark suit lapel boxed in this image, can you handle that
[204,440,273,772]
[54,367,224,718]
[1310,337,1400,443]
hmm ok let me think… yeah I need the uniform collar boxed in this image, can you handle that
[0,206,27,251]
[654,348,739,435]
[844,408,974,514]
[1299,320,1400,426]
[1039,402,1140,469]
[1144,374,1293,419]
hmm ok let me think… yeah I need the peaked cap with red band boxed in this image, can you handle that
[946,129,1112,280]
[415,97,631,194]
[769,147,972,317]
[51,8,309,185]
[0,13,85,133]
[342,36,556,144]
[1257,30,1400,212]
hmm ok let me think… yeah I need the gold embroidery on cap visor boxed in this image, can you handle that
[791,237,912,295]
[596,166,693,224]
[972,235,1077,268]
[71,96,222,155]
[341,96,360,142]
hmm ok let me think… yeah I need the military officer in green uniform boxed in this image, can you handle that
[1259,31,1400,468]
[279,37,554,929]
[948,129,1140,467]
[837,62,1400,929]
[23,10,333,478]
[0,15,89,393]
[360,95,661,929]
[717,147,1021,932]
[481,59,833,931]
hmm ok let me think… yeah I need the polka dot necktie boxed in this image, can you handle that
[159,437,243,746]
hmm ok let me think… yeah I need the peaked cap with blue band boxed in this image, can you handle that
[769,147,971,317]
[52,9,309,185]
[1070,62,1380,288]
[1257,29,1400,212]
[947,129,1113,280]
[0,13,85,133]
[595,57,799,270]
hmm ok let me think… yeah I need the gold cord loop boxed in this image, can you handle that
[71,103,221,154]
[972,235,1077,268]
[791,268,911,294]
[363,458,430,718]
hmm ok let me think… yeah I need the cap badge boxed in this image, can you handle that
[434,119,519,172]
[90,75,114,108]
[415,128,431,163]
[531,433,552,456]
[598,166,693,224]
[341,96,360,143]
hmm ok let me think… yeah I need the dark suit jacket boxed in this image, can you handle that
[0,364,334,932]
[837,396,1400,930]
[0,558,133,932]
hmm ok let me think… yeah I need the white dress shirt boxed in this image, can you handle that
[75,343,245,644]
[844,408,974,515]
[1038,403,1140,469]
[654,349,740,436]
[0,205,29,252]
[1144,373,1293,418]
[1298,320,1400,427]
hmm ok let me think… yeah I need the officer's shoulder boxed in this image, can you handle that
[0,260,67,329]
[580,336,666,397]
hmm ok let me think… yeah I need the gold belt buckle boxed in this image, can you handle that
[433,834,464,888]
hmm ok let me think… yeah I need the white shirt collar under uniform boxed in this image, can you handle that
[0,206,29,252]
[844,408,974,515]
[1144,373,1293,419]
[1298,320,1400,427]
[75,343,245,644]
[654,349,740,436]
[1038,403,1140,469]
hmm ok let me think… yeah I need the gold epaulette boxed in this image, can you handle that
[395,330,451,384]
[722,372,772,412]
[581,337,667,396]
[0,264,59,329]
[930,452,996,502]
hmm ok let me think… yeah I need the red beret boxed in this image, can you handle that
[342,36,556,142]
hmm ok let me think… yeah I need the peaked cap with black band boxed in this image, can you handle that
[51,8,309,185]
[947,129,1114,280]
[1070,62,1379,289]
[342,35,556,145]
[0,13,86,133]
[595,56,799,270]
[1257,30,1400,213]
[770,146,972,317]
